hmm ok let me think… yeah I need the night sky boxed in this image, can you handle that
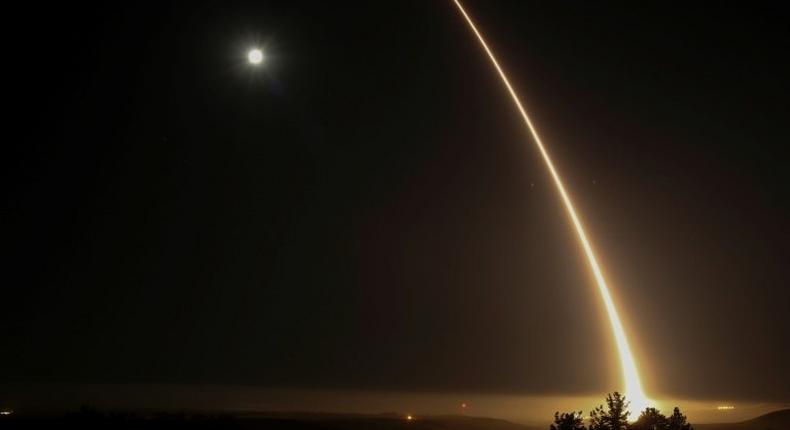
[3,0,789,409]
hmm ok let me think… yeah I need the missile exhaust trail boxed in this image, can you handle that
[451,0,650,413]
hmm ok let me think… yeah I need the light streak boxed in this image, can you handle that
[451,0,651,415]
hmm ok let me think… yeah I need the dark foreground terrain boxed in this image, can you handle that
[695,409,790,430]
[1,409,787,430]
[0,412,540,430]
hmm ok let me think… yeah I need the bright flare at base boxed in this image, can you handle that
[451,0,651,415]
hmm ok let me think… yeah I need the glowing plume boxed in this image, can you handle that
[451,0,651,415]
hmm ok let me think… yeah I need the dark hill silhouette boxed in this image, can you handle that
[695,409,790,430]
[0,412,544,430]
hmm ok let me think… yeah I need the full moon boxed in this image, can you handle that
[248,48,263,65]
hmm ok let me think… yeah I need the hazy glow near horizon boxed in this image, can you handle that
[6,384,783,424]
[451,0,651,416]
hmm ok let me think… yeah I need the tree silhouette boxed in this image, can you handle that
[550,411,586,430]
[549,393,693,430]
[667,407,692,430]
[589,392,630,430]
[632,407,669,430]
